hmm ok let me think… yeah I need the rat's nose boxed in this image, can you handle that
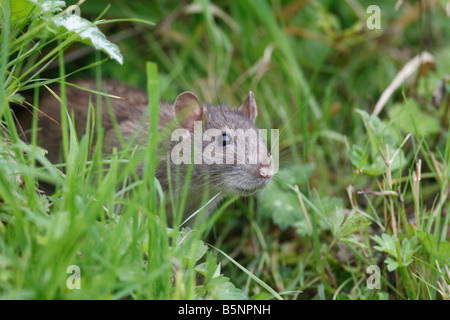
[258,164,273,179]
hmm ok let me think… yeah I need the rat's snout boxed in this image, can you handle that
[258,164,273,179]
[257,153,274,180]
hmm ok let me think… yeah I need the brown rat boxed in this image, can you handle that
[20,79,275,221]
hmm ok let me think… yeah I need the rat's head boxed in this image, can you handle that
[172,91,274,196]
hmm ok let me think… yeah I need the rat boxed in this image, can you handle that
[19,79,275,223]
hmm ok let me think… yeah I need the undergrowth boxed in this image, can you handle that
[0,0,449,300]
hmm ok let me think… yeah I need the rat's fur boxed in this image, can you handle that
[19,79,274,221]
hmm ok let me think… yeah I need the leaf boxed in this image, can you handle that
[372,233,397,257]
[314,196,343,216]
[385,258,399,272]
[356,109,397,150]
[196,252,246,300]
[258,183,301,229]
[0,139,22,187]
[341,235,368,249]
[330,208,371,241]
[330,207,345,236]
[438,242,450,263]
[210,244,283,300]
[371,233,418,271]
[351,109,407,175]
[258,164,322,230]
[195,252,221,282]
[349,144,384,175]
[206,276,247,300]
[27,0,65,14]
[388,100,441,137]
[275,163,316,189]
[175,228,208,266]
[10,0,37,23]
[24,0,123,64]
[53,14,123,65]
[417,230,450,263]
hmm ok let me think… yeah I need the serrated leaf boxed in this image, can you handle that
[197,252,246,300]
[386,258,399,272]
[195,252,221,282]
[372,233,418,271]
[372,233,397,257]
[175,228,208,266]
[206,276,247,300]
[330,208,371,240]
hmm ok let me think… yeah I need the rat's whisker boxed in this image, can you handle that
[269,108,301,155]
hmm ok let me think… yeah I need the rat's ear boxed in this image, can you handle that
[238,91,257,123]
[174,91,205,131]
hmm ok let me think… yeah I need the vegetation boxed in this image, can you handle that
[0,0,449,300]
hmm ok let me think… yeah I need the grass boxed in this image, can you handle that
[1,0,450,300]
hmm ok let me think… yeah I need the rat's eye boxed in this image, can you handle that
[221,132,232,147]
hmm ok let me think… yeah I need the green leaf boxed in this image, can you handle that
[330,208,371,241]
[210,244,283,300]
[258,183,301,229]
[195,251,247,300]
[0,139,21,187]
[349,144,384,175]
[257,164,321,230]
[341,235,368,249]
[314,196,344,218]
[439,242,450,259]
[417,230,450,263]
[174,228,208,266]
[10,0,36,23]
[356,109,396,153]
[195,252,221,282]
[206,275,247,300]
[372,233,418,271]
[388,100,441,137]
[196,249,246,300]
[351,109,407,176]
[275,163,316,189]
[372,233,397,257]
[330,207,345,236]
[385,258,399,272]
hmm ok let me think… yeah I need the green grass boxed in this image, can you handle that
[1,0,450,300]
